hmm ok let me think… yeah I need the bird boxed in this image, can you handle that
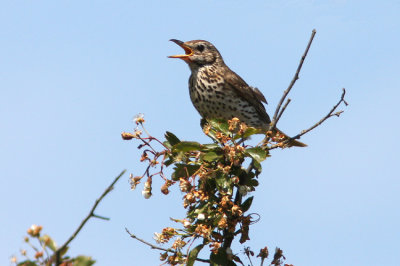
[168,39,306,147]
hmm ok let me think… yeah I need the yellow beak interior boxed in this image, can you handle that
[168,39,193,59]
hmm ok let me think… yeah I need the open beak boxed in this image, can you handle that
[168,39,193,60]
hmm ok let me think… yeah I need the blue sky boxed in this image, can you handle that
[1,1,399,265]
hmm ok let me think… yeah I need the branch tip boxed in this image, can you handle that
[54,170,126,265]
[270,29,317,130]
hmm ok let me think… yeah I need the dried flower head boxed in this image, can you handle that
[172,238,186,249]
[142,190,152,199]
[153,227,177,244]
[160,252,168,261]
[167,254,184,265]
[209,242,221,254]
[203,124,211,135]
[221,195,233,208]
[161,180,174,195]
[153,232,166,244]
[195,224,211,239]
[27,224,42,237]
[133,113,145,124]
[257,246,269,259]
[231,205,243,216]
[217,216,228,229]
[271,247,285,265]
[132,129,142,138]
[179,178,192,192]
[129,174,142,190]
[34,251,43,259]
[140,152,148,162]
[228,117,240,131]
[121,132,135,140]
[10,256,17,264]
[238,122,248,135]
[183,219,191,228]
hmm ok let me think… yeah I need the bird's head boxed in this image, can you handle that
[168,39,224,69]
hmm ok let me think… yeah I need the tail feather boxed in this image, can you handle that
[271,128,307,147]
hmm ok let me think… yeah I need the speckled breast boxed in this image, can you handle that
[188,67,267,130]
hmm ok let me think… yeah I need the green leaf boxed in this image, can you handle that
[187,244,204,266]
[165,131,181,146]
[163,158,174,167]
[233,127,261,140]
[202,143,220,150]
[73,256,96,266]
[163,141,172,149]
[245,147,267,163]
[39,234,57,252]
[172,141,202,152]
[252,160,262,172]
[208,118,230,135]
[241,196,254,213]
[248,179,259,187]
[206,131,221,143]
[171,164,201,181]
[202,151,223,162]
[215,174,232,192]
[59,246,69,257]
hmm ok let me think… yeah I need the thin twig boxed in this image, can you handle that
[54,170,126,265]
[92,214,110,220]
[140,122,152,138]
[125,228,210,263]
[39,238,51,261]
[292,88,347,139]
[275,98,291,125]
[270,29,317,130]
[270,88,347,149]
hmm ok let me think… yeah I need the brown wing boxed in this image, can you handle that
[224,68,271,124]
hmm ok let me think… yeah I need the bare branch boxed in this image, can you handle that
[292,88,347,139]
[125,228,173,252]
[270,88,347,149]
[54,170,126,265]
[125,228,210,264]
[275,98,291,125]
[270,29,317,130]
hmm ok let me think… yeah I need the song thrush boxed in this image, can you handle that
[168,39,306,147]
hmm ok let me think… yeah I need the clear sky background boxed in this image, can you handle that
[1,1,399,265]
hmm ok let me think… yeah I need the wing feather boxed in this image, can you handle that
[224,69,271,124]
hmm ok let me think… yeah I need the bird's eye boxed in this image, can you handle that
[196,44,205,52]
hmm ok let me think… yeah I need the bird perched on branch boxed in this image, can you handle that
[168,39,306,147]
